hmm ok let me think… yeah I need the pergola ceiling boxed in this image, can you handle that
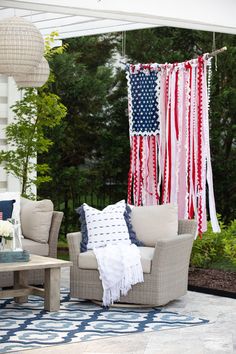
[0,0,236,39]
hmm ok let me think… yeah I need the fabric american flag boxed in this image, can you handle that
[126,59,220,236]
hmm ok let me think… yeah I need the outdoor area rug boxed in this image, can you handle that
[0,289,209,353]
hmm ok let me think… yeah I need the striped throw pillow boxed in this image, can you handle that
[78,200,131,251]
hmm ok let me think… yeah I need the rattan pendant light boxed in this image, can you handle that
[15,56,50,88]
[0,16,44,76]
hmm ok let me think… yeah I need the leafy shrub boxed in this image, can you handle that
[222,219,236,265]
[190,216,236,268]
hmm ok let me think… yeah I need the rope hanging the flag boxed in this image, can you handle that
[126,55,221,235]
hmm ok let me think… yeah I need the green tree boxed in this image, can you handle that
[94,68,130,195]
[38,35,118,234]
[208,34,236,221]
[125,27,210,63]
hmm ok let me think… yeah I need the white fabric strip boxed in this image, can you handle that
[203,58,221,232]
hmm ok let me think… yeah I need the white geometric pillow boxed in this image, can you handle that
[81,200,131,250]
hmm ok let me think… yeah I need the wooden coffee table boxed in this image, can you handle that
[0,254,72,312]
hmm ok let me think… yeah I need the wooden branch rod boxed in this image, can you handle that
[206,46,227,58]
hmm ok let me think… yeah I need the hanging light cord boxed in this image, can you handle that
[122,31,126,60]
[212,32,218,71]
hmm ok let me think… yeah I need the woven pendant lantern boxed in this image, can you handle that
[0,16,44,76]
[15,56,50,88]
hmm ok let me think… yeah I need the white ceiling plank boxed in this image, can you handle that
[38,19,132,32]
[35,16,97,29]
[23,12,75,22]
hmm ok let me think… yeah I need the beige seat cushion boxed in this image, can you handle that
[22,238,49,256]
[78,246,155,274]
[20,198,53,244]
[131,204,178,247]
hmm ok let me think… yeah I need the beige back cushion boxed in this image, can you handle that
[22,238,49,256]
[20,198,53,244]
[131,204,178,246]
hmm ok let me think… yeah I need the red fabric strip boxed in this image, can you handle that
[175,69,179,140]
[138,136,144,206]
[127,137,133,205]
[197,56,204,234]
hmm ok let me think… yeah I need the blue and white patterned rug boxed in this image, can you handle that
[0,290,208,353]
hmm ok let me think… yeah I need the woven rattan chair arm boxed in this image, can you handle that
[48,211,63,258]
[152,233,194,270]
[178,219,197,237]
[67,232,82,264]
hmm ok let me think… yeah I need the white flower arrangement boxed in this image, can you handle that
[0,220,13,239]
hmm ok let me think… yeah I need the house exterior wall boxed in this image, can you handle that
[0,75,21,193]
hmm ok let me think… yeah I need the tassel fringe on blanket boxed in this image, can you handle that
[126,56,220,236]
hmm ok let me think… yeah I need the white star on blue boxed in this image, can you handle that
[130,71,159,134]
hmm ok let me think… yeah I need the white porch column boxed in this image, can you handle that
[0,75,36,195]
[0,75,21,193]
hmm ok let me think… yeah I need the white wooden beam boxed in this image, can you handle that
[1,0,236,35]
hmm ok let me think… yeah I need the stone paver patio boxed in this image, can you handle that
[16,268,236,354]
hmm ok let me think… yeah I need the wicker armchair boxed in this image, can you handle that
[0,211,63,288]
[67,219,197,306]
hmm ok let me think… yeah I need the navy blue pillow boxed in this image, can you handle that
[124,204,143,246]
[76,203,143,253]
[76,205,88,253]
[0,199,15,220]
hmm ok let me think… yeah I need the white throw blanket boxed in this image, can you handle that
[94,243,144,307]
